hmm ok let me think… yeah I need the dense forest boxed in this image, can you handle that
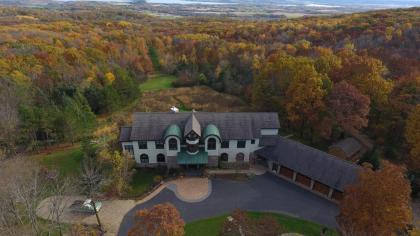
[0,6,418,171]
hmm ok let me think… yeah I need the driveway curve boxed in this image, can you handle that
[118,173,338,236]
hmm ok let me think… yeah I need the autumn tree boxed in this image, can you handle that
[284,58,327,137]
[128,203,185,236]
[338,161,412,236]
[335,50,392,105]
[327,80,371,133]
[405,105,420,170]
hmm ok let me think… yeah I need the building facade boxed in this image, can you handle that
[119,112,280,168]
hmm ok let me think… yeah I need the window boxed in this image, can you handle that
[236,153,245,162]
[169,138,178,150]
[251,139,255,144]
[237,140,246,148]
[272,163,278,172]
[140,154,149,164]
[155,141,164,149]
[157,154,165,163]
[220,153,228,162]
[187,144,199,153]
[207,138,216,150]
[186,131,198,141]
[138,141,147,149]
[221,140,229,148]
[124,145,134,155]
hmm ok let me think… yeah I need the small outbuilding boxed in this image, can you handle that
[329,137,364,161]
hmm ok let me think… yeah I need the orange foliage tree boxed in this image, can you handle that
[128,203,185,236]
[337,161,412,236]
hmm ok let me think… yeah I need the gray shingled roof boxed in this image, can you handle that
[119,127,132,142]
[125,112,280,141]
[330,137,362,157]
[255,136,360,191]
[184,114,201,137]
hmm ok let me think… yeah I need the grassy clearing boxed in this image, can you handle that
[185,211,337,236]
[137,86,249,112]
[125,168,165,198]
[139,74,176,92]
[33,145,83,177]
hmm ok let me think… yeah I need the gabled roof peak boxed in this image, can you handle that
[184,113,201,137]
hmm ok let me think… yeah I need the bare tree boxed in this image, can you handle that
[46,174,75,236]
[0,157,47,235]
[80,156,104,232]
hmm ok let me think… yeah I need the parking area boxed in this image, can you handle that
[118,173,339,236]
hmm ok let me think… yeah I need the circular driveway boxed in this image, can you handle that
[118,173,338,235]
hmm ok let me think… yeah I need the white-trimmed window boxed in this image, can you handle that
[236,153,245,162]
[140,154,149,163]
[157,153,165,163]
[207,138,217,150]
[169,138,178,150]
[124,145,134,155]
[237,140,246,148]
[138,141,148,149]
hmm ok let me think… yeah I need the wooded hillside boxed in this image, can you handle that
[0,6,418,170]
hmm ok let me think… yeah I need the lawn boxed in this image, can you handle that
[34,145,83,177]
[185,211,337,236]
[125,168,166,198]
[139,74,176,92]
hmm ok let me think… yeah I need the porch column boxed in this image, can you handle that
[328,188,334,198]
[310,179,315,190]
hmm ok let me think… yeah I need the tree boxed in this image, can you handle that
[79,140,104,232]
[45,175,75,236]
[128,203,185,236]
[0,158,48,235]
[337,161,412,236]
[0,80,20,157]
[220,209,283,236]
[284,61,326,137]
[327,80,370,133]
[335,50,392,105]
[405,105,420,170]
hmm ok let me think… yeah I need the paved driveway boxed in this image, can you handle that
[118,173,338,235]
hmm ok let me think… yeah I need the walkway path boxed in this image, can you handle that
[36,177,211,235]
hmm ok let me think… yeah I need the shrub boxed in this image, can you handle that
[153,175,163,184]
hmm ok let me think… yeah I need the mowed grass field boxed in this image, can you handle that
[139,74,176,92]
[32,145,83,177]
[185,211,337,236]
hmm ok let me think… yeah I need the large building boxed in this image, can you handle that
[119,112,280,168]
[120,111,360,202]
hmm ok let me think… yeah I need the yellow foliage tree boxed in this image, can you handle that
[104,72,116,85]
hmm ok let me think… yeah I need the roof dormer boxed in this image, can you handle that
[184,113,201,138]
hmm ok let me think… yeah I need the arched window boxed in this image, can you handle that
[140,154,149,164]
[236,153,245,162]
[220,153,228,162]
[157,153,165,163]
[207,138,216,150]
[169,138,178,150]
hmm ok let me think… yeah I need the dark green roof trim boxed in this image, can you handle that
[203,124,221,141]
[177,151,208,164]
[164,124,182,139]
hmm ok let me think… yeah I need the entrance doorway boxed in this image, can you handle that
[180,164,205,177]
